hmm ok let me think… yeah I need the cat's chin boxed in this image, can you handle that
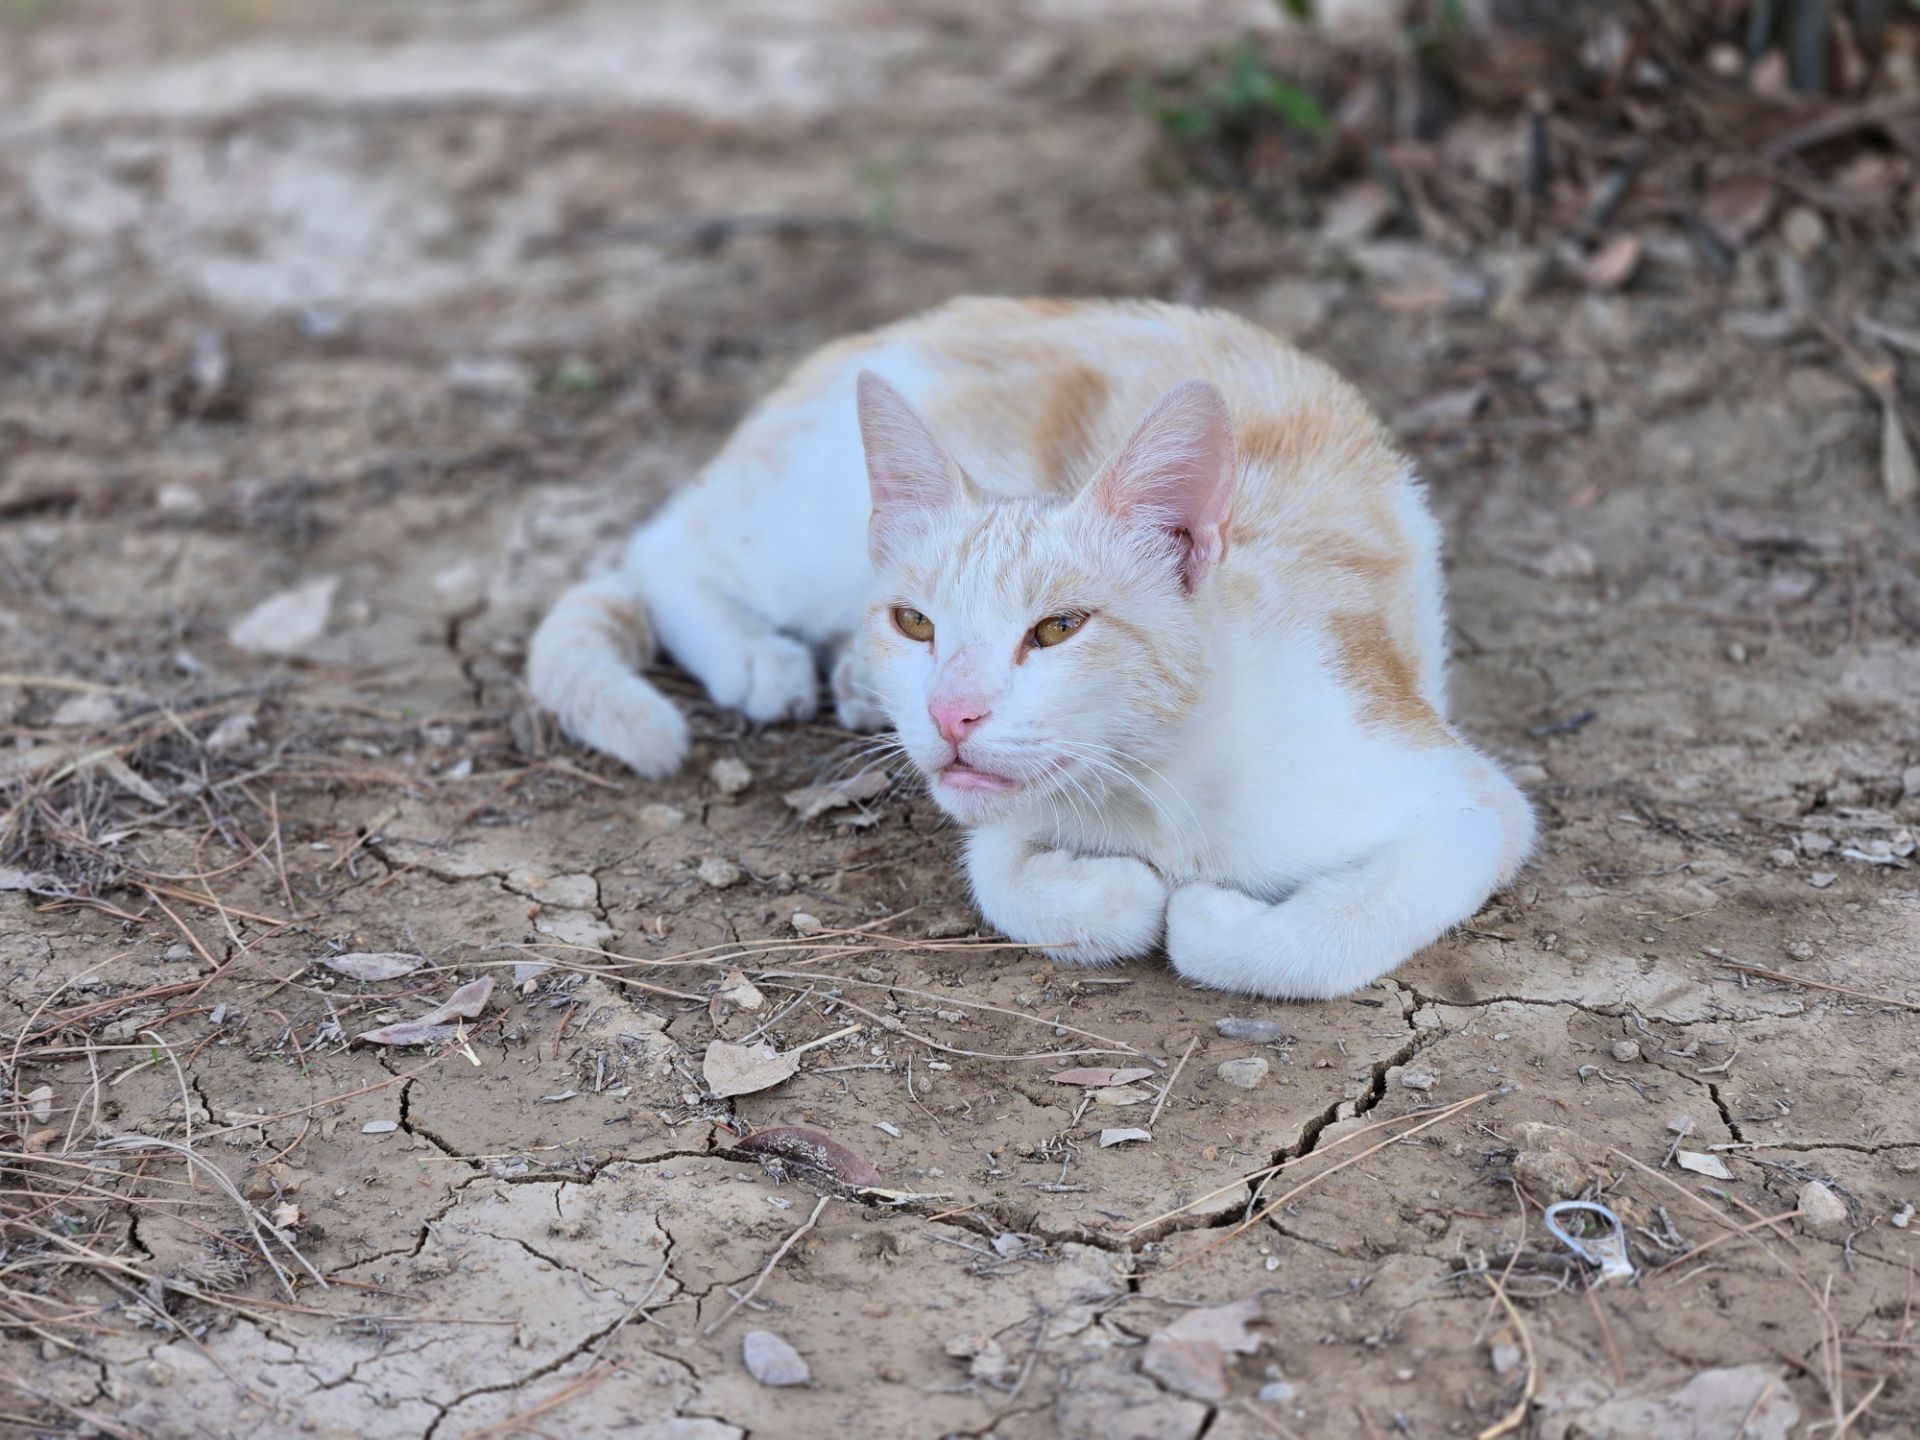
[926,760,1035,823]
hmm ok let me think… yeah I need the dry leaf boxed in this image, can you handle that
[1049,1066,1154,1087]
[1580,234,1643,292]
[781,770,890,822]
[353,975,494,1047]
[318,952,420,982]
[742,1329,811,1387]
[1676,1150,1733,1179]
[271,1201,301,1228]
[703,1040,800,1097]
[1883,404,1919,508]
[1141,1296,1266,1401]
[731,1125,882,1189]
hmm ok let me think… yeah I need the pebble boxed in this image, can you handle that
[1398,1068,1435,1092]
[697,856,742,889]
[1216,1057,1270,1090]
[709,757,753,795]
[742,1330,811,1387]
[1609,1040,1642,1064]
[639,803,685,829]
[1903,765,1920,801]
[1796,832,1834,856]
[361,1120,398,1134]
[1808,871,1838,890]
[1257,1380,1297,1404]
[1785,940,1813,961]
[1214,1017,1281,1043]
[1769,847,1797,868]
[1490,1341,1523,1377]
[1892,1204,1912,1230]
[1513,1147,1587,1200]
[1798,1179,1849,1232]
[1509,762,1550,787]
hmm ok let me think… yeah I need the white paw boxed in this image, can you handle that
[571,675,690,779]
[830,648,891,732]
[740,636,818,724]
[996,854,1169,966]
[1165,882,1281,995]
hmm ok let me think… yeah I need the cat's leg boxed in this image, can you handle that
[1165,773,1531,999]
[829,642,890,732]
[634,529,819,724]
[965,826,1169,966]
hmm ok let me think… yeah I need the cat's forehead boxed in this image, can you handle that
[897,501,1106,612]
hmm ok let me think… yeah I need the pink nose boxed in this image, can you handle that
[929,699,989,746]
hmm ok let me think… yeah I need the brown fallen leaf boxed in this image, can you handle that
[731,1125,883,1189]
[353,975,494,1047]
[781,770,891,823]
[1580,234,1642,292]
[1049,1066,1155,1087]
[703,1040,800,1097]
[1141,1296,1266,1402]
[317,952,420,982]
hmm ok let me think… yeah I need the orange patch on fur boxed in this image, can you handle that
[1032,365,1113,492]
[1329,611,1449,748]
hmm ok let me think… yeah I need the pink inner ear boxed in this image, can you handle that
[1085,380,1236,593]
[857,371,964,562]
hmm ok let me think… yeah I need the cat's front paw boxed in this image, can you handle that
[985,854,1169,966]
[1165,882,1282,994]
[830,648,891,732]
[740,636,819,724]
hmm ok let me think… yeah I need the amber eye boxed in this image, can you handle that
[892,606,935,642]
[1031,613,1087,648]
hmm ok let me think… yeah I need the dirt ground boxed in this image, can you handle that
[3,2,1919,1437]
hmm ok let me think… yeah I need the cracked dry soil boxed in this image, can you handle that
[3,2,1919,1437]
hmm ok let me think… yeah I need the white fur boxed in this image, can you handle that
[526,300,1533,998]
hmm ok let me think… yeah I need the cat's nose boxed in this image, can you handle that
[929,699,989,746]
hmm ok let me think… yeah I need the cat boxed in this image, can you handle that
[527,298,1534,998]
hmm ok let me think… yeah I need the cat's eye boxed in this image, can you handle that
[892,606,935,642]
[1030,613,1087,648]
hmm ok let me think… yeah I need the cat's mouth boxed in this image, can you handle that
[938,759,1025,794]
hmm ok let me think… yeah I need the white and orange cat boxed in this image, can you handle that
[528,299,1532,998]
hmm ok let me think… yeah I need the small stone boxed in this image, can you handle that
[1781,205,1827,259]
[709,757,753,795]
[790,912,824,934]
[1796,832,1834,856]
[1510,763,1549,786]
[639,803,685,829]
[1798,1179,1848,1232]
[1902,765,1920,801]
[1677,1151,1734,1180]
[697,857,742,889]
[1257,1380,1296,1404]
[361,1120,398,1134]
[1727,641,1748,664]
[1514,1147,1588,1200]
[1891,1204,1912,1230]
[1785,940,1814,961]
[1215,1017,1282,1043]
[1769,848,1797,868]
[1216,1057,1270,1090]
[1490,1341,1523,1377]
[1609,1040,1642,1064]
[1808,871,1838,890]
[1398,1068,1435,1092]
[742,1330,811,1387]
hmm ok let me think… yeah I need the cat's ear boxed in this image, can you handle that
[857,371,965,563]
[1082,380,1235,593]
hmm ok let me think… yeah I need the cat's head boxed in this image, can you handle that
[855,370,1235,827]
